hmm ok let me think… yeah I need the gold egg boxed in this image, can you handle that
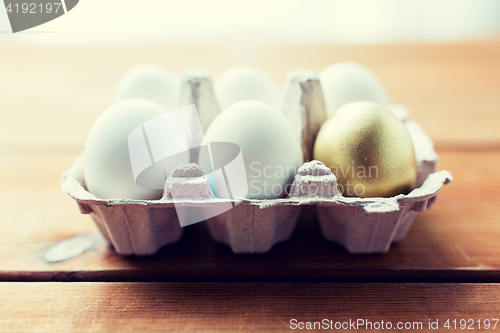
[313,101,417,198]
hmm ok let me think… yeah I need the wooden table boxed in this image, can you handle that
[0,42,499,332]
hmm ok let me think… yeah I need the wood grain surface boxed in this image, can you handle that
[1,282,500,333]
[0,42,499,331]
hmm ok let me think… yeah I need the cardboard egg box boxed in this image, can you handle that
[61,69,452,255]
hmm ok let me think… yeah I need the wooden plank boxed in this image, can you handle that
[1,42,500,156]
[0,150,498,282]
[0,282,499,332]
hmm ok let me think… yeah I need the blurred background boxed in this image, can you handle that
[1,0,500,46]
[0,0,499,157]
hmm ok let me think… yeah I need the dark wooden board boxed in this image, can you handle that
[1,282,500,332]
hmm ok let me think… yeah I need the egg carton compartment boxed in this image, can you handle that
[62,68,452,255]
[62,156,304,255]
[312,165,451,253]
[62,155,183,255]
[62,152,450,255]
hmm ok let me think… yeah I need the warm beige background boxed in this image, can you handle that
[1,42,499,157]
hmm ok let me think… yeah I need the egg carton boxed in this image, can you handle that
[61,69,452,255]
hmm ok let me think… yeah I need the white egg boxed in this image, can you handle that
[84,99,190,200]
[199,100,303,200]
[113,64,179,112]
[319,62,389,117]
[215,66,281,110]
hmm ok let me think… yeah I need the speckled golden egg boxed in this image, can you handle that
[313,101,417,198]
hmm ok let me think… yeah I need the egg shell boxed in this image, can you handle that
[113,64,179,112]
[320,62,389,117]
[199,100,303,200]
[215,65,281,110]
[313,101,417,198]
[84,99,190,200]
